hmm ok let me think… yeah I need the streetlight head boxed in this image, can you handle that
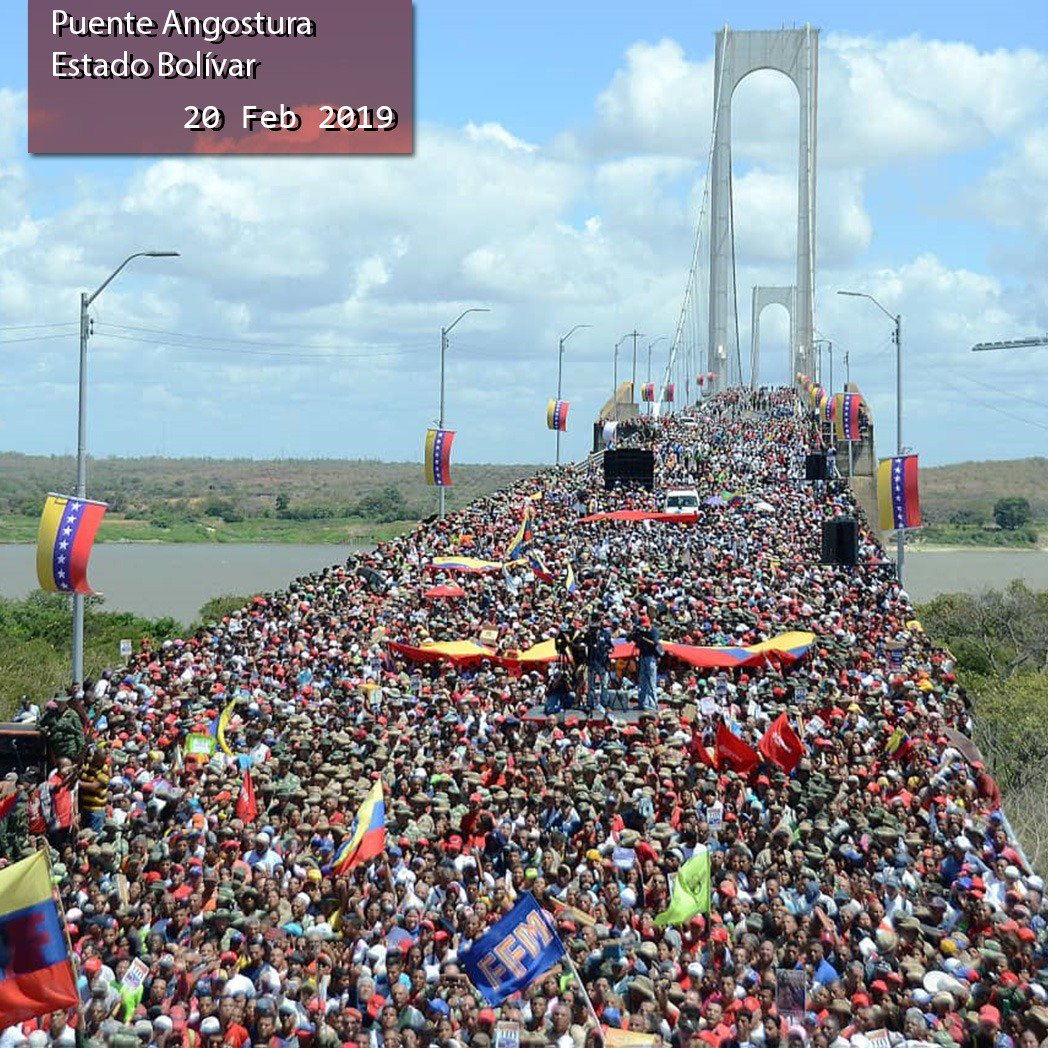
[146,251,180,257]
[836,290,862,297]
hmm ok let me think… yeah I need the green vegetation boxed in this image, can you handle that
[0,592,184,719]
[915,523,1038,548]
[0,453,537,544]
[994,496,1032,531]
[919,581,1048,869]
[197,594,253,624]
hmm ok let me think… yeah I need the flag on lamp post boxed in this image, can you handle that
[35,494,107,594]
[424,428,455,487]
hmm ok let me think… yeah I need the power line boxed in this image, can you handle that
[0,333,78,346]
[937,376,1048,433]
[96,321,431,357]
[93,330,425,363]
[950,371,1048,413]
[0,322,76,332]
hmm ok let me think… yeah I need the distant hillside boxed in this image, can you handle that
[0,453,539,523]
[920,457,1048,523]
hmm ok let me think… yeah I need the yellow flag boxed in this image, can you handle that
[216,697,236,756]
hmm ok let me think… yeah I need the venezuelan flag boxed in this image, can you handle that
[528,548,553,582]
[331,779,386,875]
[565,561,576,596]
[546,399,569,431]
[663,383,675,403]
[836,393,861,441]
[505,504,534,560]
[877,455,922,532]
[0,851,79,1027]
[35,494,107,594]
[424,428,455,487]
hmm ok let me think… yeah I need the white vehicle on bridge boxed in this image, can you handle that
[664,488,700,514]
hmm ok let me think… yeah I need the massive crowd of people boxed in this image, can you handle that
[1,387,1045,1048]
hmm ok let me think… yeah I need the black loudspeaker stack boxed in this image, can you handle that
[805,452,827,481]
[821,517,858,566]
[603,448,655,491]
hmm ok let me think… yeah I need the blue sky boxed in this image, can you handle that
[3,1,1048,466]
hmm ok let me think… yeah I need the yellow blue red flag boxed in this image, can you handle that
[35,493,107,594]
[424,429,455,487]
[505,504,534,560]
[0,851,79,1027]
[836,393,861,442]
[546,399,569,431]
[877,455,922,531]
[331,779,386,875]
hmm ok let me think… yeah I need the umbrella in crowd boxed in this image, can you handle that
[1,385,1045,1048]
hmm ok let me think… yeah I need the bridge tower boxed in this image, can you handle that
[708,25,818,392]
[750,286,797,388]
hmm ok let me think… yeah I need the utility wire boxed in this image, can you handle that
[0,333,79,345]
[937,376,1048,433]
[96,321,431,356]
[0,322,77,332]
[93,335,412,368]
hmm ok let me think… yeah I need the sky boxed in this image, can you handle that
[3,0,1048,467]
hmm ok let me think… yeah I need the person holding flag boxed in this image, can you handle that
[330,777,386,876]
[654,846,711,926]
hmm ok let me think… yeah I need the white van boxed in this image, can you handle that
[664,488,700,514]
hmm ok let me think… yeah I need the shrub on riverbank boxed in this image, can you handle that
[916,522,1038,547]
[0,593,182,718]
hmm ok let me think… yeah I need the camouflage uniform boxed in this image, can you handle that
[0,793,28,860]
[41,705,86,763]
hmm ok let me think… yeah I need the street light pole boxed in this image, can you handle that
[838,290,904,584]
[438,307,490,517]
[646,336,667,416]
[627,330,644,397]
[613,334,631,419]
[556,324,590,465]
[73,251,179,686]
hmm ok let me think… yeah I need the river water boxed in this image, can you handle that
[0,543,364,623]
[896,548,1048,602]
[0,544,1044,623]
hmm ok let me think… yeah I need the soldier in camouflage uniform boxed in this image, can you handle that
[39,694,86,764]
[0,774,28,860]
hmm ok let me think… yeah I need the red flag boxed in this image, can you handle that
[236,770,258,823]
[715,722,760,776]
[0,791,16,822]
[758,712,806,774]
[689,728,717,770]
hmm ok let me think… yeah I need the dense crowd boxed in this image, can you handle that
[1,387,1046,1048]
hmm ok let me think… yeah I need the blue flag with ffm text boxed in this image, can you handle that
[461,893,566,1004]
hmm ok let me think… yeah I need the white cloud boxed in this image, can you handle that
[2,33,1048,464]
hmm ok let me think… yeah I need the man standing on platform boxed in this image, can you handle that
[630,613,661,711]
[584,611,613,713]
